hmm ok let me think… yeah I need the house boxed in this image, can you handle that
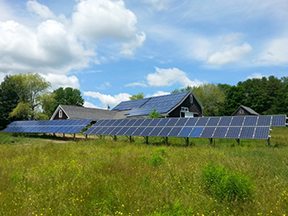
[50,105,125,120]
[232,105,259,116]
[112,92,203,118]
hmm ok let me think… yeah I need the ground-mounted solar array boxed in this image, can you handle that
[3,119,92,134]
[85,115,287,140]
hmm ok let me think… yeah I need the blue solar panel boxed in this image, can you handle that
[212,127,228,138]
[226,127,241,138]
[148,127,162,136]
[140,127,154,136]
[239,127,255,139]
[175,118,189,126]
[206,117,220,126]
[196,117,209,126]
[185,118,198,126]
[230,116,245,126]
[201,127,216,138]
[177,127,193,137]
[132,127,145,136]
[158,127,173,137]
[167,127,182,137]
[166,118,179,126]
[254,127,270,139]
[218,117,232,126]
[148,119,161,126]
[157,118,169,126]
[271,115,286,126]
[190,127,204,138]
[243,116,257,126]
[124,127,137,136]
[140,119,151,126]
[257,116,272,126]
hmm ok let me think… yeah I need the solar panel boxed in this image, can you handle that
[190,127,204,138]
[243,116,257,126]
[167,127,182,137]
[239,127,255,139]
[195,117,209,126]
[230,116,244,126]
[226,127,241,138]
[212,127,228,138]
[4,119,92,134]
[140,127,154,136]
[149,127,163,137]
[201,127,216,138]
[206,117,220,126]
[254,127,270,139]
[271,115,286,126]
[218,117,232,126]
[257,116,272,126]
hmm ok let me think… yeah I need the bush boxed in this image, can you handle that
[149,148,166,167]
[202,163,253,202]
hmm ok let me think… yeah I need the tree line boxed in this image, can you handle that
[0,74,84,129]
[172,76,288,116]
[1,73,287,129]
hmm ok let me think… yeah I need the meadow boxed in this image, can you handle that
[0,128,288,215]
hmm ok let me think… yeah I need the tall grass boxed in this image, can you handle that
[0,128,288,215]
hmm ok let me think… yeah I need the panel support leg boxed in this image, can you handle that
[209,138,213,145]
[236,139,240,145]
[53,133,56,137]
[113,135,117,141]
[85,134,88,139]
[73,133,76,140]
[129,136,133,143]
[145,136,148,144]
[164,137,169,145]
[185,137,189,146]
[267,137,271,146]
[63,133,65,138]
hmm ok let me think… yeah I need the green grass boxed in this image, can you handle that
[0,128,288,215]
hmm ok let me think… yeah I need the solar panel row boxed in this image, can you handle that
[86,125,271,140]
[4,119,91,134]
[89,115,286,128]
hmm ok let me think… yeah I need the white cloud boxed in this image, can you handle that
[0,72,6,83]
[149,91,170,97]
[247,73,266,79]
[41,73,80,89]
[257,37,288,65]
[72,0,145,55]
[84,91,131,107]
[146,67,203,87]
[27,0,55,19]
[0,20,91,74]
[207,43,252,65]
[125,82,148,87]
[83,101,102,109]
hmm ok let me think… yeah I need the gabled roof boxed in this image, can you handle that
[112,92,193,117]
[51,105,126,120]
[232,105,259,116]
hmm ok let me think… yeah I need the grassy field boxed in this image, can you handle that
[0,129,288,215]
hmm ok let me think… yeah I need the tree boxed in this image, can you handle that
[149,109,161,118]
[53,87,84,106]
[9,74,50,119]
[0,75,20,128]
[130,93,144,100]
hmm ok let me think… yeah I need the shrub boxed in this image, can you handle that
[149,148,166,167]
[202,163,253,202]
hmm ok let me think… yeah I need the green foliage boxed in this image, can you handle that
[149,148,166,167]
[202,164,253,202]
[149,109,162,118]
[9,102,32,119]
[39,93,57,118]
[0,75,19,128]
[129,92,144,100]
[53,87,84,106]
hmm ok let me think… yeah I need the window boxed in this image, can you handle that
[59,110,63,118]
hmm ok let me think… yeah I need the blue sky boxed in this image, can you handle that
[0,0,287,108]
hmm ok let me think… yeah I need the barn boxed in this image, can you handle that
[50,105,125,121]
[50,92,202,120]
[232,105,259,116]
